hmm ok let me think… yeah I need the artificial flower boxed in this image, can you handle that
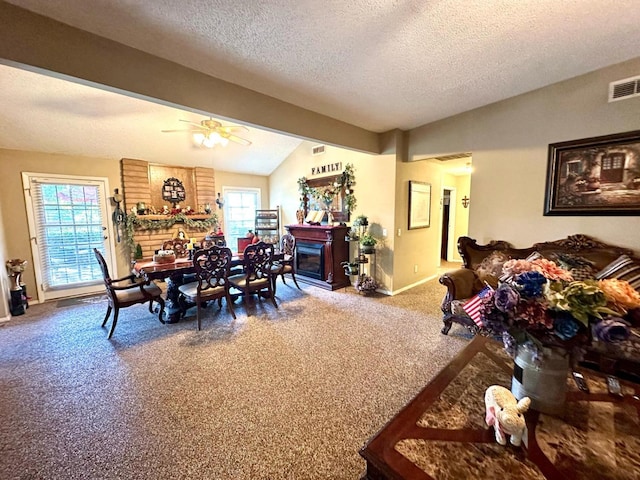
[531,259,574,282]
[502,259,535,277]
[514,271,547,298]
[494,283,520,312]
[597,278,640,312]
[593,317,631,343]
[545,280,620,326]
[553,313,580,340]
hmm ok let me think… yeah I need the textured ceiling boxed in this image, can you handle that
[0,64,303,175]
[1,1,639,173]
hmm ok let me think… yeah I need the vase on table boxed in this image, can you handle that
[511,346,569,416]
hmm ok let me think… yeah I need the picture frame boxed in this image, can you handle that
[544,130,640,215]
[408,181,431,229]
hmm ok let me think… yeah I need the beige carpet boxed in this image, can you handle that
[0,279,470,479]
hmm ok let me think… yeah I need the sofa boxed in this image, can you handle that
[439,234,640,381]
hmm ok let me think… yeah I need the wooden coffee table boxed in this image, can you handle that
[360,336,640,480]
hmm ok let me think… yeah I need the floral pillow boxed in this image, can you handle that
[475,252,510,286]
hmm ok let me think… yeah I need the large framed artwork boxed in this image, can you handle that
[408,181,431,229]
[544,130,640,215]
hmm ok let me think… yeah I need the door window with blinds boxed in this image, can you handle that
[22,173,114,301]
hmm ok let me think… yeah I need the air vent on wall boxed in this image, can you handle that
[609,75,640,102]
[429,152,472,162]
[312,145,326,156]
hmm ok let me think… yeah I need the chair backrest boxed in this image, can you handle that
[281,233,295,257]
[192,246,234,291]
[242,241,274,281]
[162,238,190,258]
[201,234,226,249]
[93,248,117,301]
[93,248,111,284]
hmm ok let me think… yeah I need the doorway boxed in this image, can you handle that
[440,187,456,262]
[22,172,116,301]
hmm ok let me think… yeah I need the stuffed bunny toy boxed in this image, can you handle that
[485,385,531,446]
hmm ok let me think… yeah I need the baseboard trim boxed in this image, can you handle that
[388,274,438,296]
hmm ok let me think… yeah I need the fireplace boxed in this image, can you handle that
[296,242,324,280]
[287,225,350,291]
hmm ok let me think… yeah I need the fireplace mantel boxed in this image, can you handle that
[286,224,350,291]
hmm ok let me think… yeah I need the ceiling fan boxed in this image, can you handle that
[162,117,252,147]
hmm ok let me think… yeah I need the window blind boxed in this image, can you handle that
[31,180,106,291]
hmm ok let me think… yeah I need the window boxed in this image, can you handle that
[222,187,260,252]
[23,173,115,301]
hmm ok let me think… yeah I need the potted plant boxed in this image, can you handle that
[341,261,359,276]
[356,274,378,295]
[345,228,359,242]
[360,233,377,254]
[352,214,369,227]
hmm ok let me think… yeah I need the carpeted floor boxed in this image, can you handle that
[0,279,471,479]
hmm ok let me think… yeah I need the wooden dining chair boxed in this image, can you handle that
[162,238,191,258]
[93,248,165,339]
[270,233,301,294]
[228,241,278,311]
[177,246,236,330]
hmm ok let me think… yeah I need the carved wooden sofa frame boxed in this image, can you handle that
[439,234,635,335]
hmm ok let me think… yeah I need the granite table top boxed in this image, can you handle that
[360,336,640,480]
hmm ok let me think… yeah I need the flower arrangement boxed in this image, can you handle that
[470,256,640,362]
[356,274,378,295]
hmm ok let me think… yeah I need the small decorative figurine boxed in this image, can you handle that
[485,385,530,446]
[6,259,28,316]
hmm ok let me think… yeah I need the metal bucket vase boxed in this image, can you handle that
[511,346,569,415]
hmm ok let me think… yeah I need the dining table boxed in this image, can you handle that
[132,252,283,323]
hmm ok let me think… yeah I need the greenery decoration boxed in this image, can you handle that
[360,233,377,247]
[124,212,218,256]
[352,214,368,227]
[297,163,357,214]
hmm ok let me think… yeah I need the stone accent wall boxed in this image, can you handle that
[121,158,217,259]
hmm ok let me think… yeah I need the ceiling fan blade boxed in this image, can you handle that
[219,125,249,133]
[225,134,252,146]
[178,119,206,128]
[161,128,197,133]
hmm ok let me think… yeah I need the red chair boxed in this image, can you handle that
[237,237,252,254]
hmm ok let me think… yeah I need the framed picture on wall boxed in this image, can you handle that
[408,181,431,229]
[544,130,640,215]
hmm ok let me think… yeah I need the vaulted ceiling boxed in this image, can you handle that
[1,0,639,174]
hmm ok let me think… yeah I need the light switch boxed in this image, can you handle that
[382,228,387,237]
[397,228,401,237]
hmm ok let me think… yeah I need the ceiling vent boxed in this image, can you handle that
[429,153,472,162]
[609,75,640,102]
[312,145,326,156]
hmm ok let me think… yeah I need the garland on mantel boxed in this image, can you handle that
[297,163,357,213]
[123,212,218,255]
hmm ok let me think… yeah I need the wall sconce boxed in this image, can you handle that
[215,192,225,209]
[461,196,470,208]
[112,188,125,242]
